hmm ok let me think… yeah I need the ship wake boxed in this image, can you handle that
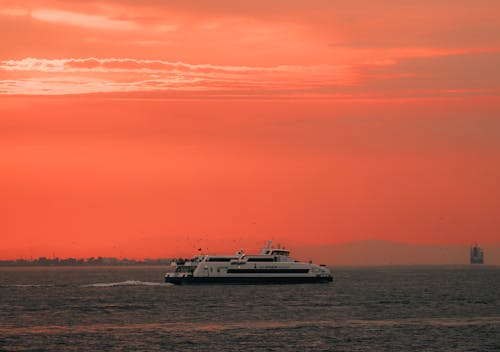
[82,280,172,287]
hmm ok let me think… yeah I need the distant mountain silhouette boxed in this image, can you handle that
[295,239,500,265]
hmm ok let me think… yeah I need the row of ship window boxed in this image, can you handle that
[206,257,276,262]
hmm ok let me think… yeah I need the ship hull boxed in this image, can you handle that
[165,275,333,285]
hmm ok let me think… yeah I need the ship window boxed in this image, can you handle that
[247,258,275,262]
[207,257,235,262]
[175,266,194,273]
[270,250,289,256]
[227,268,309,274]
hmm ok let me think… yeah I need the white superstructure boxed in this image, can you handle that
[165,241,333,285]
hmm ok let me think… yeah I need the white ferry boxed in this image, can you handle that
[165,241,333,285]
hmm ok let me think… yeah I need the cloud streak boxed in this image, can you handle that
[0,57,359,95]
[30,9,139,31]
[0,7,142,31]
[1,57,312,74]
[0,48,497,96]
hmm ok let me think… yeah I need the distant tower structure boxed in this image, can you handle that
[470,244,484,264]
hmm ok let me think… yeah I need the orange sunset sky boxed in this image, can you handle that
[1,0,500,260]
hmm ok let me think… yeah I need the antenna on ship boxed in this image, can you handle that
[261,240,272,254]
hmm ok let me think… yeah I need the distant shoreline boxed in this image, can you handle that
[0,257,177,267]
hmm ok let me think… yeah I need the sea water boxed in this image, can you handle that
[0,266,499,351]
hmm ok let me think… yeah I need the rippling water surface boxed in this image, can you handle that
[0,266,499,351]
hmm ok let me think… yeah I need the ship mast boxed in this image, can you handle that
[260,240,273,254]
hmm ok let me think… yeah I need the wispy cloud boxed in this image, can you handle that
[2,48,498,97]
[30,9,139,31]
[0,57,309,74]
[0,6,148,31]
[0,57,358,96]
